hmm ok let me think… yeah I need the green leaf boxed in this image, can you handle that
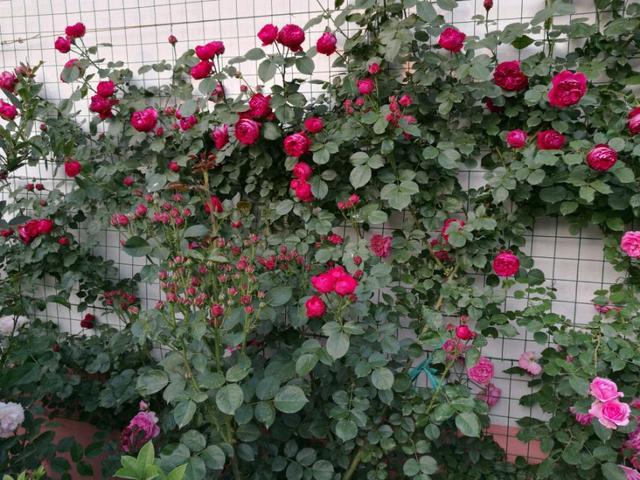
[326,332,350,359]
[266,286,292,307]
[368,210,388,225]
[614,167,635,183]
[371,367,394,390]
[124,236,152,257]
[216,384,244,415]
[184,225,209,238]
[311,460,334,480]
[296,354,318,376]
[455,412,480,437]
[350,165,372,189]
[568,376,589,395]
[436,0,457,10]
[136,370,169,395]
[601,463,626,480]
[335,419,357,441]
[512,35,535,49]
[245,48,265,60]
[201,445,226,470]
[174,400,197,429]
[167,464,188,480]
[274,385,308,413]
[416,2,438,21]
[258,59,277,82]
[276,199,294,216]
[295,57,315,75]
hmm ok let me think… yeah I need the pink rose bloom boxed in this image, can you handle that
[368,63,380,75]
[191,60,213,80]
[492,250,519,277]
[438,27,466,53]
[89,95,116,119]
[284,132,311,157]
[248,93,272,119]
[628,107,640,135]
[194,41,224,60]
[467,356,494,385]
[179,115,197,131]
[120,410,160,453]
[277,24,305,52]
[305,295,326,318]
[54,36,71,53]
[258,24,278,46]
[589,399,631,429]
[0,100,18,121]
[493,61,528,91]
[586,144,617,171]
[370,234,392,258]
[65,22,86,39]
[294,181,314,202]
[0,71,18,92]
[569,406,594,426]
[304,117,324,133]
[506,129,527,149]
[64,159,82,177]
[96,80,116,98]
[548,70,588,108]
[477,382,501,408]
[625,426,640,452]
[620,466,640,480]
[537,130,566,150]
[334,274,358,296]
[130,108,158,132]
[316,32,337,55]
[518,351,542,376]
[357,78,375,95]
[589,377,623,402]
[292,162,313,181]
[442,338,466,360]
[211,124,229,149]
[312,273,335,294]
[235,118,261,145]
[621,231,640,258]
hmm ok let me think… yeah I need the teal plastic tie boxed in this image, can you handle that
[409,355,440,389]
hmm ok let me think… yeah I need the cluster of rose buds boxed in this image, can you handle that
[54,22,86,53]
[290,161,315,203]
[89,80,118,120]
[258,23,305,52]
[337,193,360,211]
[16,218,54,244]
[429,218,465,263]
[24,182,45,192]
[190,40,225,80]
[306,265,359,318]
[257,245,306,271]
[0,100,17,121]
[385,94,416,139]
[103,289,138,310]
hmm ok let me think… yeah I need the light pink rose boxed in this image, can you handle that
[590,377,623,402]
[620,466,640,480]
[467,356,494,385]
[589,399,631,429]
[621,231,640,258]
[518,351,542,376]
[477,382,501,407]
[569,406,594,426]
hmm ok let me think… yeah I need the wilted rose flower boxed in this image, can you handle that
[621,231,640,258]
[277,24,305,52]
[467,357,494,385]
[258,24,278,46]
[130,108,158,132]
[0,402,24,438]
[493,61,528,91]
[65,22,86,39]
[370,234,392,258]
[537,129,566,150]
[518,351,542,375]
[548,70,588,108]
[477,383,501,407]
[506,129,527,149]
[438,27,466,52]
[234,118,261,145]
[441,218,464,242]
[316,32,337,55]
[586,144,617,171]
[492,250,519,277]
[120,409,160,453]
[569,406,594,425]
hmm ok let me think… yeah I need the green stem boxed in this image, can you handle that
[342,447,364,480]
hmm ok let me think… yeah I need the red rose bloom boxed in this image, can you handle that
[357,78,375,95]
[305,295,326,318]
[277,24,305,52]
[204,195,224,214]
[334,274,358,296]
[0,71,18,92]
[284,132,311,157]
[484,98,503,113]
[368,63,380,74]
[628,107,640,135]
[548,70,587,108]
[191,60,213,80]
[484,0,493,10]
[0,100,18,121]
[506,129,527,149]
[292,162,313,181]
[248,93,272,119]
[58,236,70,246]
[304,117,324,133]
[438,27,466,53]
[130,108,158,132]
[370,234,392,258]
[456,324,475,340]
[80,313,95,329]
[493,61,528,91]
[37,219,54,235]
[55,36,71,53]
[235,118,261,145]
[65,22,86,39]
[195,43,215,61]
[179,115,197,131]
[258,24,278,46]
[586,144,617,172]
[312,273,335,293]
[537,130,566,150]
[492,251,520,277]
[96,80,116,98]
[293,180,314,202]
[64,159,82,177]
[89,95,116,119]
[211,124,229,149]
[316,32,337,55]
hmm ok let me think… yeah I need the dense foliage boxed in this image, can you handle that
[1,0,640,479]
